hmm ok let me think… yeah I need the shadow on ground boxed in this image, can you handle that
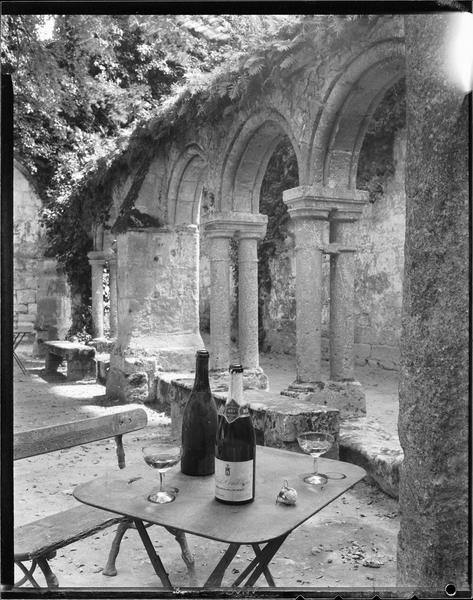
[12,348,400,591]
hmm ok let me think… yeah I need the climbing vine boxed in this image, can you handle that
[7,14,387,336]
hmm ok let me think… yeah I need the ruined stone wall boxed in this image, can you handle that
[13,163,45,335]
[13,162,72,352]
[354,127,406,370]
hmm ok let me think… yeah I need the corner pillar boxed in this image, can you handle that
[106,226,204,404]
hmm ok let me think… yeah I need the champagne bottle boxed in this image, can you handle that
[181,350,218,476]
[215,364,256,504]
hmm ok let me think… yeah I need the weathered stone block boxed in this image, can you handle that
[16,304,28,313]
[339,417,403,498]
[16,289,36,304]
[284,380,366,420]
[27,303,38,315]
[151,373,341,452]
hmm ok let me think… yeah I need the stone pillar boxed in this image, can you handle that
[236,215,268,389]
[282,191,329,385]
[87,251,106,339]
[107,251,118,338]
[206,230,233,372]
[282,186,368,419]
[397,15,469,592]
[203,212,269,389]
[329,215,360,381]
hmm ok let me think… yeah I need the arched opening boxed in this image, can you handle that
[257,138,299,355]
[353,78,406,403]
[168,146,207,226]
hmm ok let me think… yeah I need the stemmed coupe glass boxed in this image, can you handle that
[142,443,181,504]
[297,431,334,485]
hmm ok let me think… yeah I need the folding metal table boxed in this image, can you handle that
[74,445,366,587]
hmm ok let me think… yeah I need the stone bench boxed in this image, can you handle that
[43,341,96,381]
[154,373,340,457]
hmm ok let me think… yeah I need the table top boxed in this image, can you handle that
[74,445,365,545]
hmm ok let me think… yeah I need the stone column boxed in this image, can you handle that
[107,251,118,338]
[237,219,268,370]
[282,185,368,419]
[397,15,469,591]
[206,230,233,372]
[283,190,329,385]
[87,251,106,339]
[329,214,360,381]
[236,215,268,389]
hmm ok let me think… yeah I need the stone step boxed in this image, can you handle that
[154,373,340,456]
[339,417,403,499]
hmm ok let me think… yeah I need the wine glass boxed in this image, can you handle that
[297,431,334,485]
[142,444,182,504]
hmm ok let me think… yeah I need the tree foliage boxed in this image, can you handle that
[3,13,387,336]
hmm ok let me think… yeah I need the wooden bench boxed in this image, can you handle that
[43,340,96,381]
[14,409,195,588]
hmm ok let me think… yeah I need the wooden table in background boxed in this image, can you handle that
[74,445,366,588]
[14,328,33,375]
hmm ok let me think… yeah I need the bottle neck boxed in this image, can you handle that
[193,353,210,392]
[227,371,244,407]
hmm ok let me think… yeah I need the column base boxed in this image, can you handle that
[210,367,269,392]
[281,379,366,420]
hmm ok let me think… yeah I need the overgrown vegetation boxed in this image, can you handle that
[4,13,386,336]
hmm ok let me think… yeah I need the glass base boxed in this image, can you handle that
[147,490,177,504]
[303,473,328,485]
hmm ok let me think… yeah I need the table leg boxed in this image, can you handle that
[14,351,28,375]
[251,544,276,586]
[204,543,241,587]
[133,519,172,587]
[164,526,197,586]
[231,534,289,587]
[15,560,41,589]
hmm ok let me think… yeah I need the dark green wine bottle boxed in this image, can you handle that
[215,364,256,504]
[181,350,218,476]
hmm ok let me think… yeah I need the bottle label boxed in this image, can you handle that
[215,458,253,502]
[221,399,249,424]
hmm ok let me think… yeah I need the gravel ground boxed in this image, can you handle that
[12,349,401,593]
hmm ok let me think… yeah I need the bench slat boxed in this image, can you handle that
[14,409,148,460]
[15,505,124,560]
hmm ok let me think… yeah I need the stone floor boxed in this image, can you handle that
[12,345,402,592]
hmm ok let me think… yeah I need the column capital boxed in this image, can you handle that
[203,211,267,239]
[283,185,369,222]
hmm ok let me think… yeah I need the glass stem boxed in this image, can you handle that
[312,456,318,475]
[159,471,164,492]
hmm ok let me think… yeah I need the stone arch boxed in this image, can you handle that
[167,143,207,225]
[309,38,405,188]
[219,110,303,213]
